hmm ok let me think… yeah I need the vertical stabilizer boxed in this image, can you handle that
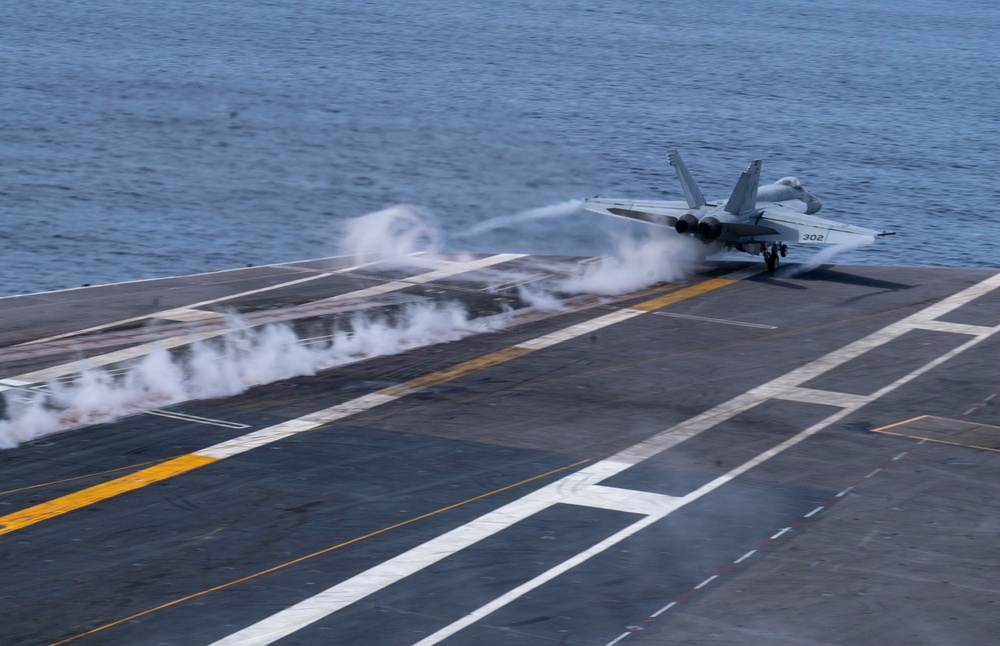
[668,150,707,209]
[724,159,762,216]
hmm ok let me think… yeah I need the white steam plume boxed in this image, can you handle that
[556,233,701,295]
[338,204,442,267]
[466,199,584,235]
[783,236,875,276]
[0,302,505,449]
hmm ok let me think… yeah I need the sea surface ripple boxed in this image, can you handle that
[2,0,998,295]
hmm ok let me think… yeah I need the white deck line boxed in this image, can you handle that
[773,386,871,409]
[7,253,526,385]
[13,251,487,346]
[209,272,1000,646]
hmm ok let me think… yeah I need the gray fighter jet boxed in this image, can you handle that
[584,150,894,271]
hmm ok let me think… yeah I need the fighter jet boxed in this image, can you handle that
[583,150,894,272]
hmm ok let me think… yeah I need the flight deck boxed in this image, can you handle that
[1,255,998,645]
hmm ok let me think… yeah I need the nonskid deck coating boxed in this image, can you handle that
[0,256,997,645]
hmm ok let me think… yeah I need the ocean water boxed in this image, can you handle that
[2,0,998,297]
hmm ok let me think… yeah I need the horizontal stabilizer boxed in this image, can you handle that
[607,207,678,227]
[722,222,781,237]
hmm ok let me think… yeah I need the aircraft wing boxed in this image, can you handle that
[582,198,695,228]
[757,204,894,244]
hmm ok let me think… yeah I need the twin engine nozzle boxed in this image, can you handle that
[675,214,722,240]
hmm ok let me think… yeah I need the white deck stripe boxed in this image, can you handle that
[8,254,526,385]
[650,601,676,617]
[15,252,518,346]
[515,309,643,351]
[773,387,871,409]
[18,271,336,346]
[694,575,718,590]
[210,272,1000,646]
[909,320,995,336]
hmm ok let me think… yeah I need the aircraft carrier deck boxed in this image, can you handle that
[1,254,998,645]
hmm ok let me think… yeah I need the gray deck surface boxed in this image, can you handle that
[1,255,997,645]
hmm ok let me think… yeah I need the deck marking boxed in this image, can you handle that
[0,253,367,304]
[18,271,336,346]
[0,454,217,535]
[606,632,632,646]
[32,270,997,643]
[772,386,870,409]
[892,451,908,461]
[694,575,718,590]
[610,441,921,645]
[1,278,735,536]
[804,506,824,518]
[771,527,792,540]
[8,253,526,383]
[47,457,592,646]
[650,601,676,617]
[146,409,251,429]
[205,272,1000,646]
[13,252,432,345]
[628,278,735,312]
[650,311,777,329]
[836,486,853,497]
[0,458,170,497]
[865,468,882,479]
[869,415,930,434]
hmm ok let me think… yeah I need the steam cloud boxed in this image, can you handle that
[556,232,700,295]
[1,202,702,448]
[0,303,505,448]
[338,204,443,267]
[782,236,875,276]
[466,199,584,235]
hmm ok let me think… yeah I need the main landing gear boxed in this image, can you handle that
[764,243,788,273]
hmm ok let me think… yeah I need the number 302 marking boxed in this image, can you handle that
[803,233,825,241]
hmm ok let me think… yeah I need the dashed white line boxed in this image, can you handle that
[836,486,853,497]
[804,506,824,518]
[205,271,1000,646]
[892,451,908,461]
[865,468,882,479]
[694,575,718,590]
[606,631,633,646]
[734,550,756,564]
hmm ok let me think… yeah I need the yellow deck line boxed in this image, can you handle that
[628,278,735,312]
[380,346,534,397]
[0,454,217,535]
[0,278,735,537]
[49,456,593,646]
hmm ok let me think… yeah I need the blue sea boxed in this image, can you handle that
[2,0,998,296]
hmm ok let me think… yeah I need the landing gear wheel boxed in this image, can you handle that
[765,252,779,273]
